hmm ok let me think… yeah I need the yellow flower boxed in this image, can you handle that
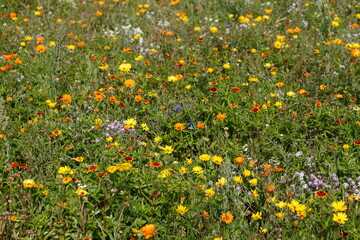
[192,166,203,174]
[154,136,162,143]
[343,144,350,149]
[135,55,144,61]
[159,145,173,154]
[209,26,218,33]
[216,177,227,187]
[107,165,118,173]
[251,189,259,198]
[233,176,243,184]
[176,204,188,215]
[287,91,296,97]
[274,102,283,108]
[248,77,259,82]
[211,155,223,165]
[74,188,88,196]
[223,64,230,69]
[74,156,84,162]
[179,167,187,174]
[331,201,347,212]
[251,212,262,220]
[67,45,75,50]
[275,212,284,218]
[58,166,72,174]
[331,21,339,27]
[274,41,283,48]
[62,177,72,184]
[199,154,211,161]
[23,179,35,188]
[248,178,258,186]
[205,188,215,197]
[275,201,287,209]
[117,163,133,172]
[243,169,251,177]
[99,64,109,70]
[125,118,137,128]
[118,63,132,72]
[332,212,348,224]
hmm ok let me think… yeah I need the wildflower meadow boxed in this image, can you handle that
[1,0,360,239]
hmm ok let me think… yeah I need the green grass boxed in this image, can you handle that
[0,0,360,239]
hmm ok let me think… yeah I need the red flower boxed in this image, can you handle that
[11,162,19,168]
[210,87,218,93]
[150,162,162,167]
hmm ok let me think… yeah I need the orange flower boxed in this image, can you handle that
[266,185,276,192]
[35,44,47,53]
[62,94,72,103]
[221,211,234,224]
[52,130,62,136]
[134,95,143,102]
[216,113,227,121]
[140,224,156,239]
[196,123,205,128]
[235,156,245,164]
[314,190,327,198]
[174,123,185,130]
[124,79,136,88]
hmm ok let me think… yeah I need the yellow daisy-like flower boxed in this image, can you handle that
[331,201,347,212]
[125,118,137,128]
[199,154,211,161]
[205,188,215,197]
[211,155,223,165]
[176,204,188,215]
[332,212,348,224]
[251,212,262,220]
[192,166,203,174]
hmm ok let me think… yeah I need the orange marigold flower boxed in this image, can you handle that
[174,123,185,130]
[35,44,47,53]
[62,94,72,103]
[221,211,234,224]
[196,123,205,128]
[140,224,156,239]
[216,113,227,121]
[235,156,245,164]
